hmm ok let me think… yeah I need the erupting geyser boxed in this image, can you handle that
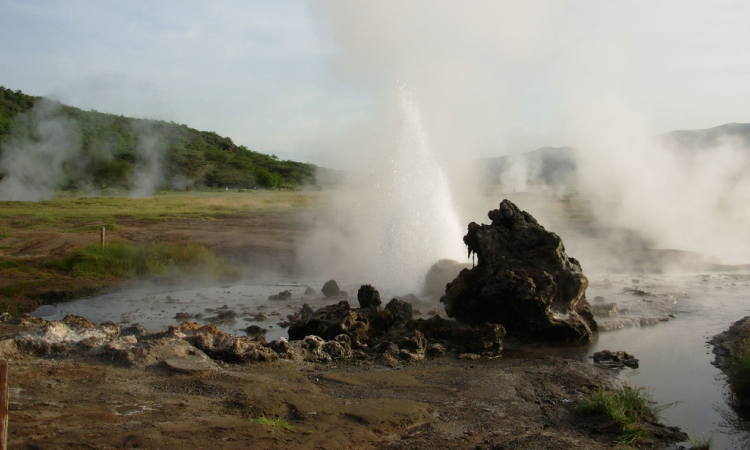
[299,88,466,294]
[371,88,466,292]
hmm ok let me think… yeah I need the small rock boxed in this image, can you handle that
[357,284,382,309]
[398,349,421,362]
[244,325,267,335]
[592,350,639,368]
[322,280,341,298]
[268,290,293,301]
[322,340,349,360]
[426,343,447,357]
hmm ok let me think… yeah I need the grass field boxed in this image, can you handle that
[0,189,317,232]
[0,189,317,313]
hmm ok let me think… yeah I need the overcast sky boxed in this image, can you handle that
[1,0,749,168]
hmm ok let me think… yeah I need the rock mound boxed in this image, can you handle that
[287,301,369,346]
[441,199,596,341]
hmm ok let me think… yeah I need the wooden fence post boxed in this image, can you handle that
[0,359,8,450]
[101,226,106,248]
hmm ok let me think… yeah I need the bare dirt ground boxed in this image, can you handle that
[0,207,687,449]
[2,334,670,450]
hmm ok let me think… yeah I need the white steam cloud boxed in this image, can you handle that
[0,99,80,201]
[572,98,750,264]
[0,102,168,201]
[298,87,465,294]
[129,121,165,198]
[306,0,750,286]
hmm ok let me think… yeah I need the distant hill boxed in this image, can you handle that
[482,123,750,191]
[0,86,317,198]
[479,146,577,190]
[663,123,750,151]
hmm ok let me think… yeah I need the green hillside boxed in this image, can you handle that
[0,86,316,192]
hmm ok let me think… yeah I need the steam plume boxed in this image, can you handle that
[0,99,80,201]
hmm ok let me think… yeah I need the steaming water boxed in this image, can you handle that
[586,273,750,449]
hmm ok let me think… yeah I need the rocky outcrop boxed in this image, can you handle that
[407,316,504,356]
[287,301,369,346]
[441,200,596,341]
[591,350,639,368]
[181,324,278,363]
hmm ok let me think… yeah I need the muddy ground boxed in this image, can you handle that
[2,332,672,450]
[0,212,688,449]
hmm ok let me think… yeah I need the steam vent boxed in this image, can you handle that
[441,199,597,341]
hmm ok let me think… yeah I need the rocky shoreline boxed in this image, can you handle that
[0,310,689,449]
[711,315,750,411]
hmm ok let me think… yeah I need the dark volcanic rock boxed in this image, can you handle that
[385,299,412,325]
[371,299,413,333]
[268,290,293,301]
[407,315,505,356]
[321,280,341,298]
[357,284,381,309]
[592,350,639,368]
[287,301,369,345]
[244,325,267,335]
[441,199,596,341]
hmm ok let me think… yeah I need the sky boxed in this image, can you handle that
[1,0,750,169]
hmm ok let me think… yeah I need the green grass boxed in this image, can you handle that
[0,260,20,270]
[0,281,45,298]
[576,383,666,446]
[45,242,239,281]
[249,414,294,433]
[0,190,316,231]
[727,338,750,407]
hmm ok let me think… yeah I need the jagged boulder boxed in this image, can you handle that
[441,200,596,341]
